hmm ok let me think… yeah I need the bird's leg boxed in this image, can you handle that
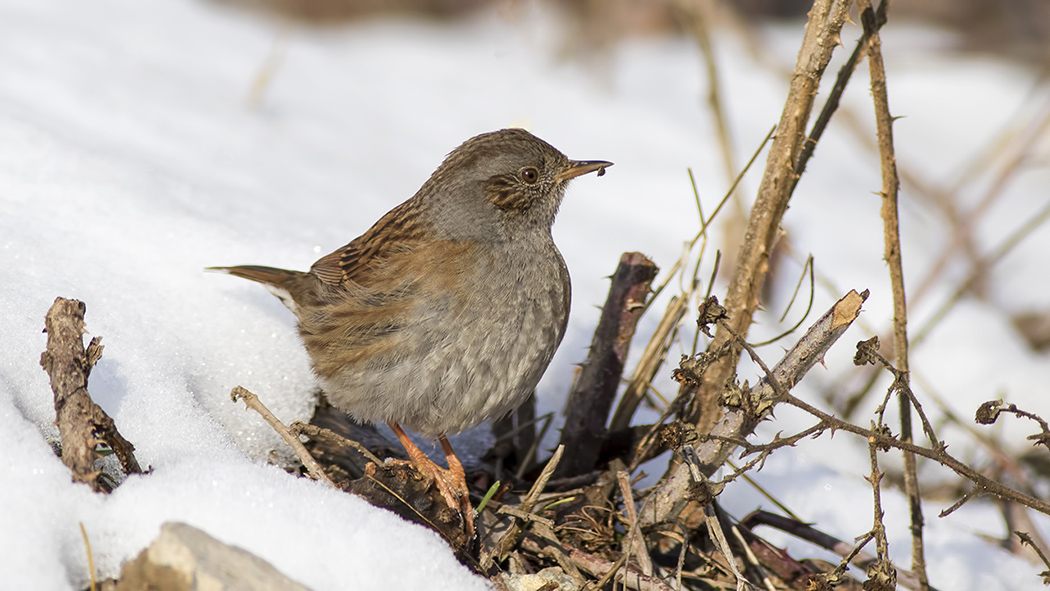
[439,435,475,535]
[387,422,472,534]
[388,422,436,473]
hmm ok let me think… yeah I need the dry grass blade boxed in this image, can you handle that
[611,294,690,431]
[703,507,747,591]
[617,470,653,577]
[493,445,565,559]
[80,522,96,591]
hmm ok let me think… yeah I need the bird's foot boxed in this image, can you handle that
[387,424,475,539]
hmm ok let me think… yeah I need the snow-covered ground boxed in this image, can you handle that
[2,1,1048,589]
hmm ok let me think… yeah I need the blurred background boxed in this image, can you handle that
[217,0,1050,63]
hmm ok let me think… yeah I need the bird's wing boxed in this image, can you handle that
[310,200,425,288]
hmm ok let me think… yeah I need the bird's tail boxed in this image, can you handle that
[207,265,300,287]
[207,265,313,314]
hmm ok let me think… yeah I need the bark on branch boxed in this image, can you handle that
[556,252,658,478]
[684,0,853,435]
[40,297,142,492]
[646,289,867,527]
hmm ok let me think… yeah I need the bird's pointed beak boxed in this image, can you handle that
[556,160,613,182]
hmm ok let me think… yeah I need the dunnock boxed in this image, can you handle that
[211,128,610,526]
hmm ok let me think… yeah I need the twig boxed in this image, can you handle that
[777,390,1050,516]
[792,0,888,191]
[674,526,689,591]
[40,297,143,492]
[974,400,1050,452]
[839,93,1050,415]
[612,294,689,431]
[571,548,676,591]
[856,341,940,449]
[938,487,983,518]
[704,506,752,591]
[290,421,383,466]
[230,386,335,488]
[646,289,867,527]
[1016,531,1050,584]
[866,430,890,558]
[721,316,1050,519]
[741,511,931,591]
[856,1,929,585]
[820,531,874,587]
[731,525,776,591]
[725,460,802,522]
[865,432,897,589]
[726,422,829,483]
[493,445,565,559]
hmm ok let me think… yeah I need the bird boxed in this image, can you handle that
[210,128,611,531]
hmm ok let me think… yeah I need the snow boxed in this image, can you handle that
[1,0,1049,589]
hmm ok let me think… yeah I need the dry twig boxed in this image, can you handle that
[856,0,929,583]
[648,289,867,527]
[230,386,336,487]
[40,297,142,492]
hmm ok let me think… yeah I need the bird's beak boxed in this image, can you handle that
[556,160,613,182]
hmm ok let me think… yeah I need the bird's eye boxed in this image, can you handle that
[520,167,539,184]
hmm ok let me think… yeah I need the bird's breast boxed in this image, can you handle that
[307,237,571,436]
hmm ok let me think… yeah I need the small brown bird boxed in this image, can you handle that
[211,128,610,527]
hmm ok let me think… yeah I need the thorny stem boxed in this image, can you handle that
[863,346,941,451]
[683,0,853,434]
[857,0,929,583]
[1016,531,1050,580]
[724,325,1050,517]
[867,432,894,584]
[828,531,875,582]
[791,0,888,193]
[811,402,1050,516]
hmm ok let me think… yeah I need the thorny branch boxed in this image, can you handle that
[864,435,896,590]
[975,400,1050,451]
[682,0,854,435]
[1016,531,1050,585]
[855,0,929,585]
[854,337,942,452]
[646,289,868,529]
[731,336,1050,517]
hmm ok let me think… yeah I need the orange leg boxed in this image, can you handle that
[388,423,474,536]
[439,435,475,535]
